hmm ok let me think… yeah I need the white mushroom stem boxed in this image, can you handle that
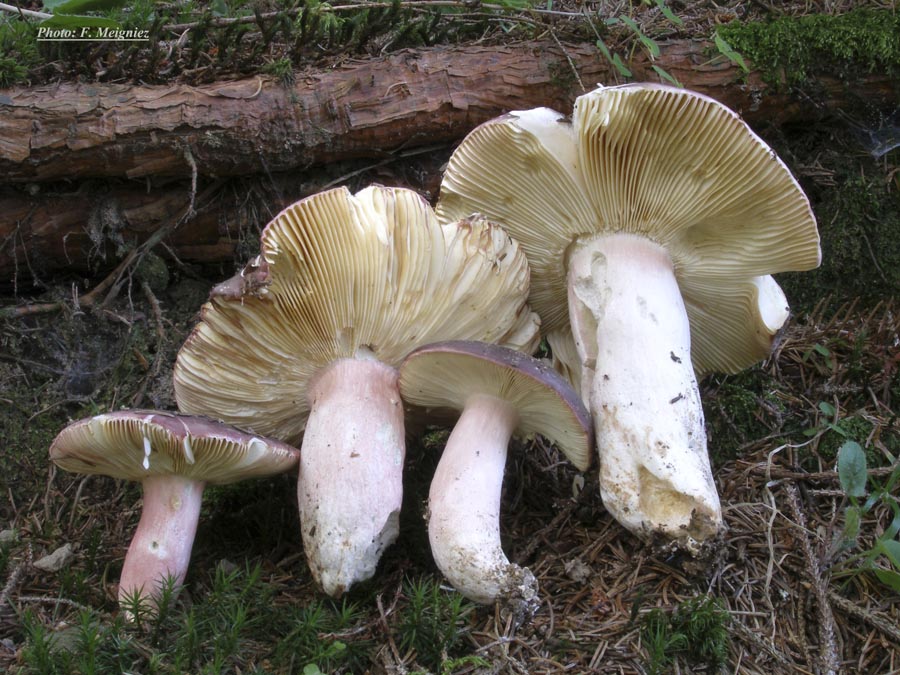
[298,356,405,596]
[567,233,722,547]
[428,394,538,612]
[118,474,205,612]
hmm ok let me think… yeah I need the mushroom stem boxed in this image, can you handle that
[428,393,538,614]
[298,356,405,596]
[567,233,722,547]
[118,474,205,612]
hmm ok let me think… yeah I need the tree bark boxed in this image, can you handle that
[0,156,446,285]
[2,39,894,184]
[2,39,895,286]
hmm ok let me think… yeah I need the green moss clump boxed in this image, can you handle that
[641,595,730,675]
[777,158,900,309]
[0,18,40,87]
[816,415,898,467]
[703,369,786,462]
[135,252,171,294]
[717,8,900,86]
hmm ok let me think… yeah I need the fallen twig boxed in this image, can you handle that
[828,589,900,645]
[784,483,840,675]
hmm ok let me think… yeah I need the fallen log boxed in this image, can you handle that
[2,39,895,184]
[0,152,446,285]
[2,39,895,287]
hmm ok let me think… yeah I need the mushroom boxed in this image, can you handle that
[49,410,299,613]
[436,84,820,548]
[174,185,540,596]
[398,340,592,614]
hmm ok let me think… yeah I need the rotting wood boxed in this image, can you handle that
[0,150,447,285]
[0,182,242,287]
[2,40,895,184]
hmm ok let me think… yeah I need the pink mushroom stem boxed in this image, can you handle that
[428,393,537,609]
[118,474,205,610]
[298,355,405,596]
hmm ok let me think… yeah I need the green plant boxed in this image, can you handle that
[38,0,127,31]
[717,8,900,87]
[833,440,900,591]
[262,56,294,87]
[801,398,889,466]
[0,18,40,86]
[270,598,367,671]
[592,2,683,86]
[640,595,729,674]
[713,33,749,73]
[21,610,63,675]
[15,563,318,674]
[0,56,27,87]
[803,400,847,439]
[396,576,476,671]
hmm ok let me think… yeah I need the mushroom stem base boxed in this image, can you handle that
[119,474,205,614]
[299,357,405,596]
[567,233,722,548]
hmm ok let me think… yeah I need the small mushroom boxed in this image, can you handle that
[174,186,540,596]
[437,84,821,548]
[49,410,299,613]
[398,341,592,615]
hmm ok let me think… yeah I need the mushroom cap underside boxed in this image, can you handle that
[399,340,593,471]
[50,410,300,484]
[174,185,539,444]
[436,83,820,373]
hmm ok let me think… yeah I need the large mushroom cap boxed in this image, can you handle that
[399,340,593,471]
[174,185,539,443]
[437,83,821,374]
[50,410,299,484]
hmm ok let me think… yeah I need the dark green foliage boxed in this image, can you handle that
[703,368,787,462]
[641,595,730,674]
[0,19,40,86]
[396,576,475,671]
[270,599,369,672]
[834,442,900,593]
[803,171,900,305]
[718,8,900,86]
[0,0,541,84]
[16,564,372,674]
[772,128,900,311]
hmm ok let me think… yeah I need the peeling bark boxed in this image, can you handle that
[2,40,894,184]
[1,39,894,285]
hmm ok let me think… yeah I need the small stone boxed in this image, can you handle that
[0,529,17,545]
[564,558,592,583]
[33,544,75,572]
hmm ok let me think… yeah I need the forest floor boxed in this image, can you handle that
[1,1,899,674]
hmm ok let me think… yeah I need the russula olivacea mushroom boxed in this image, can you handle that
[398,340,592,615]
[436,83,820,549]
[49,410,299,613]
[174,185,540,596]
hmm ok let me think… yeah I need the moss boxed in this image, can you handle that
[817,416,867,462]
[703,369,786,462]
[718,8,900,87]
[0,18,41,86]
[135,252,171,294]
[641,595,729,674]
[776,151,900,310]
